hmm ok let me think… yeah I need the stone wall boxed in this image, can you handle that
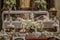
[55,0,60,31]
[55,0,60,20]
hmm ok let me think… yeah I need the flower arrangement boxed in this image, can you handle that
[21,21,43,33]
[54,32,60,39]
[34,0,47,10]
[4,0,16,10]
[42,31,54,37]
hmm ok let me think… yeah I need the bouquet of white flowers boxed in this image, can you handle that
[21,21,43,33]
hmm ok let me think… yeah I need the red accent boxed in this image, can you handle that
[26,37,47,40]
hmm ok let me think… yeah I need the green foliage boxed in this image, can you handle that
[35,0,47,10]
[29,26,35,33]
[4,0,16,10]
